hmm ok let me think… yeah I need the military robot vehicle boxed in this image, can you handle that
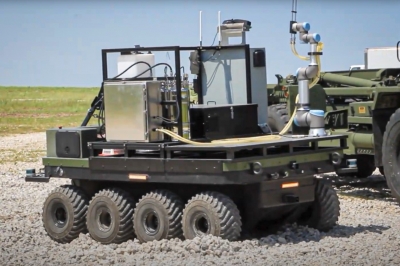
[25,13,347,244]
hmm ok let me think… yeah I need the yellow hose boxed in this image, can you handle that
[279,42,324,135]
[290,41,310,61]
[156,128,281,146]
[155,42,324,146]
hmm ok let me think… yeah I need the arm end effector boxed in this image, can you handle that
[293,22,321,79]
[291,22,321,44]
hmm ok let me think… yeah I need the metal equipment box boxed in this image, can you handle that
[200,47,268,126]
[103,81,163,142]
[46,127,99,158]
[189,103,259,140]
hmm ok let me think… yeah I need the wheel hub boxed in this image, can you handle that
[143,211,160,236]
[96,207,112,232]
[193,213,210,235]
[52,203,67,228]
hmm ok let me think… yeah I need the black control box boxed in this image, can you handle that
[189,103,259,141]
[55,127,98,158]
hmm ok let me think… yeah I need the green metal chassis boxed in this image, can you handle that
[26,127,347,232]
[269,81,400,171]
[27,133,346,207]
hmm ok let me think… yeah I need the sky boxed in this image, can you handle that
[0,0,399,88]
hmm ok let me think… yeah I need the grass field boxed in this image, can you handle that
[0,86,99,136]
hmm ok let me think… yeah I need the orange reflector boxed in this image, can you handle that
[282,182,299,189]
[128,174,148,181]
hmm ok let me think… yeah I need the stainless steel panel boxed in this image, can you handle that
[201,48,248,106]
[200,47,268,125]
[146,82,164,142]
[103,81,163,142]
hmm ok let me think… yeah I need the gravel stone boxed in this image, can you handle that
[1,132,400,265]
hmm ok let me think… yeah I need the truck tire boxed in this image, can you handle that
[86,188,135,244]
[267,104,290,133]
[133,190,184,243]
[355,155,376,178]
[335,155,375,178]
[379,166,384,176]
[382,108,400,203]
[42,185,89,244]
[300,179,340,231]
[182,191,242,241]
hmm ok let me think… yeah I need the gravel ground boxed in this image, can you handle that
[1,132,400,265]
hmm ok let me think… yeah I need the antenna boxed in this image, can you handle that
[292,0,298,21]
[290,0,298,42]
[218,11,222,46]
[199,11,203,48]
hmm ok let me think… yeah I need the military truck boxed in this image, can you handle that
[267,67,400,203]
[25,15,348,244]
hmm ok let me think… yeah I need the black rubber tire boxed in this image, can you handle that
[86,188,135,244]
[355,155,376,178]
[300,179,340,231]
[133,190,184,243]
[379,166,384,176]
[267,103,290,133]
[182,191,242,241]
[42,185,89,244]
[335,155,375,178]
[382,108,400,203]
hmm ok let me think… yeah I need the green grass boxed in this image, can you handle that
[1,148,46,163]
[0,86,99,135]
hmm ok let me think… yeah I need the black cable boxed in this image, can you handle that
[174,66,186,79]
[200,32,220,63]
[203,50,218,63]
[210,32,218,46]
[122,63,173,80]
[96,96,106,139]
[174,99,180,122]
[155,99,180,123]
[111,61,153,79]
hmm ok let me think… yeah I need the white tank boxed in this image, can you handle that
[117,53,156,79]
